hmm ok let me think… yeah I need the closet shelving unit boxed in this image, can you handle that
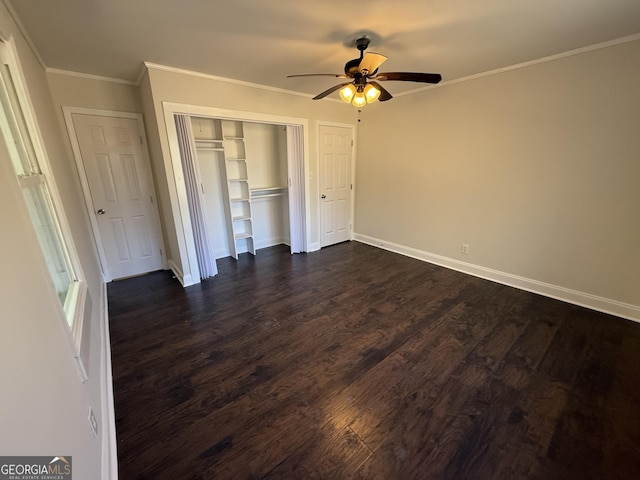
[190,117,290,261]
[220,120,255,259]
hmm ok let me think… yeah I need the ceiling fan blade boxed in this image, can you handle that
[313,82,353,100]
[376,72,442,84]
[287,73,348,78]
[369,81,393,102]
[358,53,388,75]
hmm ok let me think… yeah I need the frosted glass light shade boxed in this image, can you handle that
[352,92,367,107]
[339,84,356,103]
[364,84,381,103]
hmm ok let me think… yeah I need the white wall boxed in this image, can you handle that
[139,71,182,277]
[355,39,640,319]
[141,66,356,281]
[47,72,142,113]
[0,5,108,479]
[46,71,144,158]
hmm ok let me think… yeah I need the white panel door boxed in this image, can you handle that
[72,114,164,279]
[319,125,352,247]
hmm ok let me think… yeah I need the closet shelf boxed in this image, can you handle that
[230,197,250,202]
[226,158,246,162]
[196,147,224,152]
[228,178,248,183]
[224,136,244,140]
[232,215,251,222]
[252,192,288,199]
[194,139,223,151]
[234,232,252,240]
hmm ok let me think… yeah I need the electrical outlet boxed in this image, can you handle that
[461,243,470,255]
[88,407,98,438]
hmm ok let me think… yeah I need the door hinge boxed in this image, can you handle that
[150,195,154,204]
[201,183,205,194]
[350,184,353,190]
[139,136,143,145]
[351,139,354,147]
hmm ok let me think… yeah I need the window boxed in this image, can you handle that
[0,38,86,352]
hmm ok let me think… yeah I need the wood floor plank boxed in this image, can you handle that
[108,242,640,479]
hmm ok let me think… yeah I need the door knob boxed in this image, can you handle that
[321,194,326,199]
[96,208,106,215]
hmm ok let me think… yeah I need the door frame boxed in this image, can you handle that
[162,102,311,286]
[63,107,166,281]
[317,121,356,247]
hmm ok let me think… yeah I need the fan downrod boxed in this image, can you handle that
[345,36,371,76]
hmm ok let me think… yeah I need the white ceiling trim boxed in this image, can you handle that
[143,62,333,101]
[45,67,137,85]
[396,32,640,98]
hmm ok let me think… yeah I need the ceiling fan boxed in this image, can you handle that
[287,36,442,106]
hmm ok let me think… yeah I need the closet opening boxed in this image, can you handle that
[192,116,290,260]
[164,103,310,285]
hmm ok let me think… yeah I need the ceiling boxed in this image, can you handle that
[7,0,640,97]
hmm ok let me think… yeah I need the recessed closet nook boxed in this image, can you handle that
[173,114,305,280]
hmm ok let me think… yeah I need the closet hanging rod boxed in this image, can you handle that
[250,186,287,192]
[251,192,288,199]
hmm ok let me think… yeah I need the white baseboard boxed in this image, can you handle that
[354,233,640,323]
[212,247,230,259]
[100,283,118,480]
[168,259,197,286]
[254,236,286,250]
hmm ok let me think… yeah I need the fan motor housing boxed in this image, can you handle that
[355,36,371,51]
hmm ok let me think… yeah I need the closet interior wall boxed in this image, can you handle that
[191,116,290,260]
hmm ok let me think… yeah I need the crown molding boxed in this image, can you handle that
[396,32,640,98]
[46,67,137,85]
[143,62,340,101]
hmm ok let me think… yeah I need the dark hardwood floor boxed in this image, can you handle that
[108,242,640,479]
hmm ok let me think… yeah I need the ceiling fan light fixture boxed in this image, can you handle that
[364,84,380,103]
[339,84,356,103]
[287,35,441,105]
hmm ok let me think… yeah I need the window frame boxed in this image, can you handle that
[0,36,88,377]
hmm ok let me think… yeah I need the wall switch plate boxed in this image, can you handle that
[461,243,470,255]
[88,407,98,438]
